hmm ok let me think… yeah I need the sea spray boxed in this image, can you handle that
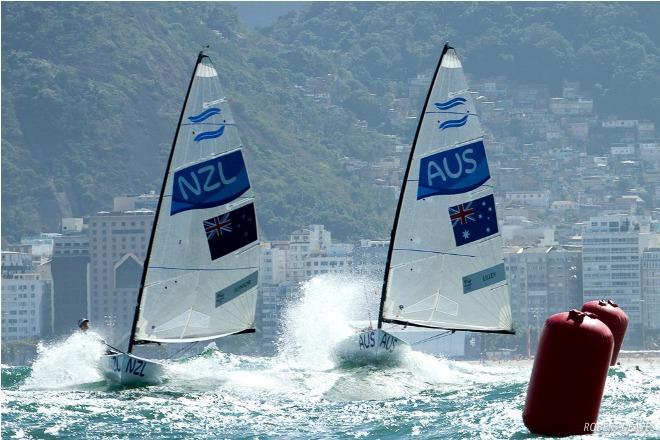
[164,346,285,394]
[22,332,106,390]
[4,334,656,439]
[276,274,381,370]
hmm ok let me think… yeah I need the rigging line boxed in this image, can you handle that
[168,341,200,360]
[363,289,376,329]
[411,330,455,346]
[406,181,493,189]
[424,111,479,115]
[149,266,258,271]
[181,123,237,126]
[103,342,125,354]
[160,194,254,201]
[470,185,494,192]
[392,248,476,258]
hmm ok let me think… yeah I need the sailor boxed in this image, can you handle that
[77,318,118,354]
[78,318,90,332]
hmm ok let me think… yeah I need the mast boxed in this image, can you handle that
[127,52,205,353]
[377,44,451,329]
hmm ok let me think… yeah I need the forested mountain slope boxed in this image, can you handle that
[2,2,393,241]
[3,2,658,242]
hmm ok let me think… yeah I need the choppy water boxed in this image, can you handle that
[2,276,659,439]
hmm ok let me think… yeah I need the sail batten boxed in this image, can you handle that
[378,45,513,334]
[382,318,515,334]
[130,54,260,347]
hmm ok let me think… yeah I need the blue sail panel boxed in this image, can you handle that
[171,150,250,215]
[417,140,490,199]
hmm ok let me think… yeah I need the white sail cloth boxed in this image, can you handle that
[381,48,513,333]
[134,57,259,343]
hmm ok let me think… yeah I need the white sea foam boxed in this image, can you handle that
[268,273,528,401]
[6,280,656,439]
[22,332,106,390]
[16,274,530,403]
[276,274,380,370]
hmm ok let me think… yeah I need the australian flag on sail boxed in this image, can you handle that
[448,194,498,247]
[204,203,257,261]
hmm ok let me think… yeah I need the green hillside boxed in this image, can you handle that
[1,2,393,242]
[264,2,660,120]
[2,2,659,242]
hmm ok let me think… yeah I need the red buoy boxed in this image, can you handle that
[523,310,614,436]
[581,299,628,365]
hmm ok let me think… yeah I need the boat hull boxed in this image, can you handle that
[99,352,165,386]
[333,328,409,366]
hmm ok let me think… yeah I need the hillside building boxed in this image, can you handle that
[88,210,153,348]
[641,248,660,336]
[51,233,90,335]
[1,269,51,342]
[504,245,582,353]
[582,215,642,347]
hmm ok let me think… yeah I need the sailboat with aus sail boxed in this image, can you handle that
[334,44,514,364]
[99,52,260,385]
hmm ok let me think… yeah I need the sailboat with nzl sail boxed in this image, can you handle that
[334,44,514,364]
[99,52,261,385]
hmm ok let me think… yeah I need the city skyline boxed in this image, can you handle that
[4,68,660,361]
[3,191,660,364]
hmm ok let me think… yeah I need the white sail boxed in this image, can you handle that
[380,46,513,333]
[133,55,259,343]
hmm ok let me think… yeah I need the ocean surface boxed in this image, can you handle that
[2,276,659,439]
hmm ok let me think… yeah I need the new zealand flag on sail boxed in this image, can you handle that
[448,194,498,247]
[203,203,257,261]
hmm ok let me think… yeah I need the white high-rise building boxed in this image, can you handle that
[285,225,352,281]
[20,233,61,261]
[257,242,290,353]
[88,210,153,347]
[260,242,288,285]
[582,214,642,347]
[1,272,51,341]
[112,193,159,212]
[1,252,33,276]
[303,243,352,279]
[353,239,389,278]
[51,233,90,335]
[641,248,660,334]
[504,245,583,353]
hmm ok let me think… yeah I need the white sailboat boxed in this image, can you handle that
[334,44,514,364]
[99,52,260,385]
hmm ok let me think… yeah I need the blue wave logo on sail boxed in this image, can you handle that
[188,107,221,123]
[434,97,470,131]
[188,107,226,142]
[438,115,468,130]
[434,97,466,111]
[417,140,490,199]
[194,125,225,142]
[171,150,250,215]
